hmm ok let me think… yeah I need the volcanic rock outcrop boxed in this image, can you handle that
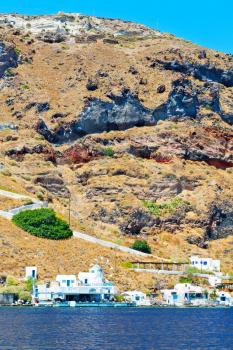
[0,13,232,276]
[0,42,19,78]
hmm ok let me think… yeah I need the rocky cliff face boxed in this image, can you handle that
[35,78,230,144]
[0,13,232,275]
[0,43,19,78]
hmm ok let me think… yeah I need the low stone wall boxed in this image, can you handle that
[9,201,47,215]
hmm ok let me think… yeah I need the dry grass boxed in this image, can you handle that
[0,25,232,290]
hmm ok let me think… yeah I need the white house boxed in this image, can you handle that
[122,291,151,306]
[161,283,209,306]
[121,290,151,306]
[208,275,222,287]
[217,291,233,306]
[56,275,77,288]
[189,256,220,272]
[32,265,117,305]
[25,266,37,280]
[78,265,105,286]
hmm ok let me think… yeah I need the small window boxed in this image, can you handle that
[203,262,207,265]
[84,279,88,284]
[195,261,198,264]
[62,280,66,284]
[135,296,140,301]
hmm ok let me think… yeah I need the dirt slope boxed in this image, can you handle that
[0,13,232,287]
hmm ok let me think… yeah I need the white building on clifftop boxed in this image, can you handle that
[190,256,220,272]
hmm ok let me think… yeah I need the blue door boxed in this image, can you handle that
[67,280,71,287]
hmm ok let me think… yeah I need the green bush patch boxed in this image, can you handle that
[142,197,186,217]
[12,208,73,240]
[100,147,115,157]
[131,240,151,254]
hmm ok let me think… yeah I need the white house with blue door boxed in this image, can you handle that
[25,266,37,280]
[216,291,233,306]
[121,291,151,306]
[161,283,209,306]
[189,256,220,272]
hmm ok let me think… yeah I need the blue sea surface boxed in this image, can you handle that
[0,307,232,350]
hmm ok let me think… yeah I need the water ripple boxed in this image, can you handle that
[0,307,232,350]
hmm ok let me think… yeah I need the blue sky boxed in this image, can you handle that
[0,0,232,53]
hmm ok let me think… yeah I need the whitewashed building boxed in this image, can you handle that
[78,265,105,286]
[161,283,209,306]
[122,291,151,306]
[208,275,222,287]
[33,265,117,305]
[56,275,77,288]
[25,266,37,280]
[217,291,233,306]
[189,256,220,272]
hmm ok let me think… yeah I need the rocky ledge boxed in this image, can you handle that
[0,13,158,39]
[0,42,19,78]
[36,78,232,144]
[156,59,233,88]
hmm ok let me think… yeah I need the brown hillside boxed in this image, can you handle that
[0,13,232,288]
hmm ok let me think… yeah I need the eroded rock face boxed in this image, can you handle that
[0,13,158,39]
[160,59,233,87]
[142,175,182,201]
[34,173,70,197]
[37,31,67,43]
[166,79,199,118]
[206,202,233,240]
[36,90,154,143]
[186,235,209,249]
[0,43,19,78]
[5,144,57,163]
[120,209,158,235]
[59,144,100,164]
[36,75,232,144]
[126,125,233,168]
[36,119,84,144]
[141,175,199,202]
[78,90,153,134]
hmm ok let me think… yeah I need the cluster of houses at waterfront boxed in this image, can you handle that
[22,255,233,308]
[1,255,232,307]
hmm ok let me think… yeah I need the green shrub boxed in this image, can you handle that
[121,262,133,269]
[179,276,193,284]
[19,291,31,302]
[185,266,213,275]
[25,277,34,292]
[209,289,217,300]
[6,276,19,286]
[0,285,22,295]
[5,68,14,76]
[21,84,29,90]
[131,240,151,254]
[115,295,125,302]
[1,168,12,176]
[12,208,73,240]
[142,197,186,217]
[14,47,21,55]
[100,147,115,157]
